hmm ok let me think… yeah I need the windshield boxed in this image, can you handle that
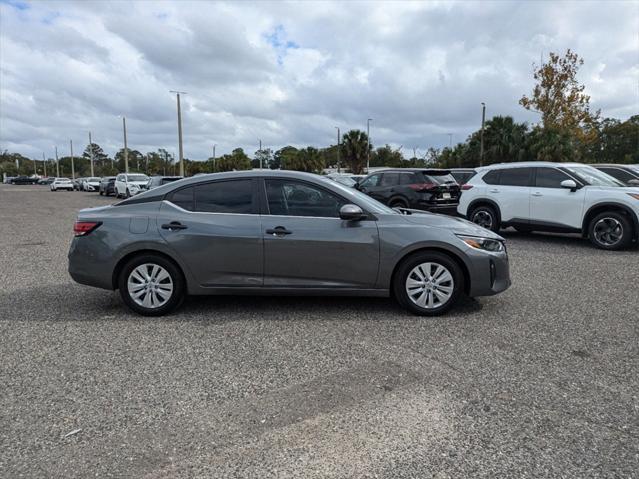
[88,177,100,181]
[563,166,625,187]
[321,177,397,214]
[127,175,149,182]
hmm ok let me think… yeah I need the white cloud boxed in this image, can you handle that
[0,0,637,160]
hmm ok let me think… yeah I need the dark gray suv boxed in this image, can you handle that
[68,171,510,316]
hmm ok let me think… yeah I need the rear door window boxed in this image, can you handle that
[381,173,400,187]
[482,170,500,185]
[194,180,254,214]
[399,172,419,185]
[499,168,532,187]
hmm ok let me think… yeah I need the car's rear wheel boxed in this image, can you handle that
[118,254,185,316]
[390,198,408,209]
[126,188,131,198]
[469,205,499,232]
[393,251,463,316]
[588,211,632,250]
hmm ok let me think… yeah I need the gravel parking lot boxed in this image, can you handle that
[1,183,637,478]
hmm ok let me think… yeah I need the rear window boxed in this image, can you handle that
[127,175,149,182]
[422,172,456,185]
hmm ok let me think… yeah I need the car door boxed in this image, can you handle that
[357,173,384,202]
[491,167,533,223]
[158,179,263,287]
[530,167,586,229]
[261,178,380,288]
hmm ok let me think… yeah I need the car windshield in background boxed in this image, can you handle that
[88,177,100,182]
[563,166,625,187]
[321,178,397,214]
[161,177,182,185]
[333,176,357,187]
[422,171,456,185]
[127,175,148,182]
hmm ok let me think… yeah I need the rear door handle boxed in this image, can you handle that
[266,226,292,236]
[161,221,187,231]
[489,189,499,193]
[532,192,543,197]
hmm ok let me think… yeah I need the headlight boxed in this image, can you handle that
[457,235,504,252]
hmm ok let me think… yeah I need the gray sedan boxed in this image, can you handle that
[68,171,510,316]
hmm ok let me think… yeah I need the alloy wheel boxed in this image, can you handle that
[593,217,623,247]
[405,262,454,309]
[127,263,174,309]
[472,210,493,229]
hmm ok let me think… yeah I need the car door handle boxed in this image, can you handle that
[266,226,292,236]
[532,192,543,197]
[489,189,499,193]
[161,221,187,231]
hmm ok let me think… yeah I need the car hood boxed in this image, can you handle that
[400,211,504,240]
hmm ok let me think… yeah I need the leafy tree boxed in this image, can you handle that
[371,144,404,167]
[520,49,600,147]
[215,148,251,172]
[588,115,639,164]
[274,146,299,171]
[253,148,273,169]
[281,146,323,172]
[482,116,529,163]
[82,143,109,162]
[527,126,578,162]
[341,129,371,174]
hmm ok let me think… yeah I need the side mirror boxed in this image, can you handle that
[354,182,361,190]
[560,179,578,192]
[339,204,366,221]
[628,179,639,187]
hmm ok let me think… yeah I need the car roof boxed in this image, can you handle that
[475,161,591,171]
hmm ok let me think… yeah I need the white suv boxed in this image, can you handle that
[114,173,150,198]
[458,162,639,250]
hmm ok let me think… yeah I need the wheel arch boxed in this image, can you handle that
[582,203,639,239]
[389,246,471,297]
[467,198,502,224]
[112,249,187,290]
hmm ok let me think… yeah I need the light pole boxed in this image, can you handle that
[122,116,128,173]
[447,133,453,149]
[170,90,187,177]
[366,118,373,173]
[55,146,60,176]
[212,144,216,171]
[335,127,340,173]
[70,139,75,179]
[88,131,95,176]
[42,152,47,177]
[480,102,486,166]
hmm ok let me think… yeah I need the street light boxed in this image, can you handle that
[55,146,60,177]
[335,127,340,173]
[366,118,373,173]
[170,90,187,176]
[88,131,95,177]
[70,139,75,180]
[122,116,128,173]
[480,102,486,166]
[212,144,216,171]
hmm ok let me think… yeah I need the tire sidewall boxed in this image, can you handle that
[470,205,499,232]
[393,251,463,316]
[588,211,632,250]
[118,254,185,316]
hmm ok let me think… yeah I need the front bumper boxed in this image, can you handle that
[465,248,511,297]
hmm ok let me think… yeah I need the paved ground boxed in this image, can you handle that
[0,183,637,478]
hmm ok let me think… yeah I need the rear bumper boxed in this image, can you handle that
[68,236,116,290]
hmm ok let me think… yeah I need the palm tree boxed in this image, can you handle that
[341,130,370,174]
[483,116,528,164]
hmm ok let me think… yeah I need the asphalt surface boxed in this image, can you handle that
[1,183,638,478]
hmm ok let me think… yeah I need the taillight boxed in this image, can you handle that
[461,184,473,191]
[73,221,101,236]
[408,183,436,192]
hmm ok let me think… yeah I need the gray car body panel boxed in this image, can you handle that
[69,170,510,298]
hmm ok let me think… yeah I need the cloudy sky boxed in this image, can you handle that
[1,0,637,161]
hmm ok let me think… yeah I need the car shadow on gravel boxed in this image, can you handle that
[0,284,483,322]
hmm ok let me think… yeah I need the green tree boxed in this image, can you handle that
[527,126,578,162]
[275,146,299,171]
[341,129,371,174]
[282,146,323,172]
[589,115,639,164]
[520,49,600,148]
[215,148,251,172]
[253,148,273,169]
[482,116,529,164]
[371,144,404,167]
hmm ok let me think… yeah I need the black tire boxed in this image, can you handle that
[469,205,500,232]
[118,254,185,316]
[588,211,633,250]
[393,251,464,316]
[126,189,131,198]
[99,190,104,196]
[390,198,408,209]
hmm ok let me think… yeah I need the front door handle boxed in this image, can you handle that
[266,226,292,237]
[161,221,188,231]
[532,192,543,197]
[489,189,499,193]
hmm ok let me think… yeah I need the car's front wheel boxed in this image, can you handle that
[118,254,185,316]
[588,211,632,250]
[393,251,463,316]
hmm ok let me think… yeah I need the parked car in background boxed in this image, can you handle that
[38,177,55,185]
[326,173,358,188]
[99,177,116,196]
[69,170,510,316]
[50,178,74,191]
[82,177,101,192]
[10,176,39,185]
[592,164,639,187]
[73,177,85,190]
[355,168,460,214]
[146,176,183,190]
[114,173,150,198]
[458,162,639,250]
[450,168,477,186]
